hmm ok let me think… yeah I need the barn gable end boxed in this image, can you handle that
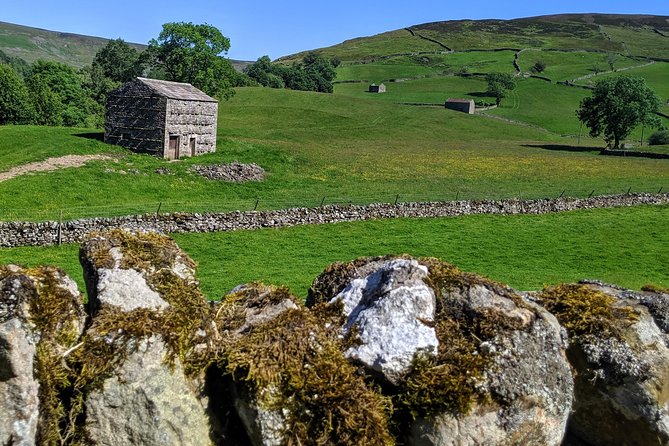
[105,78,218,159]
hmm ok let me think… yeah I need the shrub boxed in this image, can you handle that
[648,130,669,146]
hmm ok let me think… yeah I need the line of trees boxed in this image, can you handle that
[0,22,253,127]
[244,53,338,93]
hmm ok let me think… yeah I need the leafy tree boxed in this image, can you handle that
[533,60,546,73]
[28,61,101,126]
[485,72,516,106]
[26,75,63,126]
[607,53,617,71]
[93,38,143,83]
[145,22,236,99]
[0,63,34,124]
[577,75,663,149]
[0,49,31,78]
[244,53,336,93]
[301,52,336,93]
[648,130,669,146]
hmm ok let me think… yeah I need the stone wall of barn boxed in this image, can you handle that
[164,99,218,158]
[445,100,475,114]
[104,82,167,156]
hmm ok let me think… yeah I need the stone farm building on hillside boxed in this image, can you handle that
[369,83,386,93]
[445,98,475,114]
[105,77,218,159]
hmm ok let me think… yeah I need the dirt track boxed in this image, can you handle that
[0,154,113,182]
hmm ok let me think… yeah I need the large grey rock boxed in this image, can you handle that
[80,230,196,314]
[330,258,438,384]
[311,257,573,446]
[0,265,85,446]
[216,285,298,446]
[555,282,669,446]
[95,267,168,311]
[79,231,212,446]
[214,283,394,446]
[407,283,573,446]
[0,317,40,446]
[85,335,211,446]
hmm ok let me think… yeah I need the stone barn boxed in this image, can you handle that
[445,98,475,114]
[369,83,386,93]
[105,77,218,159]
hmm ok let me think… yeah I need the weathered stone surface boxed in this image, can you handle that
[80,230,196,314]
[0,317,39,446]
[311,257,573,446]
[79,231,212,446]
[0,265,85,446]
[409,294,572,446]
[553,283,669,446]
[329,258,438,384]
[190,161,266,182]
[96,268,168,311]
[408,282,572,446]
[214,284,394,446]
[85,335,210,446]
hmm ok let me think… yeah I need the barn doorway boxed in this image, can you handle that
[189,137,196,156]
[168,135,179,159]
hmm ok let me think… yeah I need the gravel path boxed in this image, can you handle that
[0,154,113,182]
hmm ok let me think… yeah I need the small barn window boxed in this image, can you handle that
[189,137,196,156]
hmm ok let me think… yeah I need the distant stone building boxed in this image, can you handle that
[445,98,475,114]
[105,77,218,159]
[369,83,386,93]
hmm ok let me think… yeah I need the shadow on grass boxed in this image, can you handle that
[466,91,492,98]
[74,132,104,142]
[522,143,601,153]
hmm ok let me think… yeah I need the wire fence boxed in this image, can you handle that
[0,186,666,223]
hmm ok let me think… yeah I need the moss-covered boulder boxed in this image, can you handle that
[213,283,394,446]
[539,282,669,446]
[77,230,214,446]
[0,265,85,445]
[80,229,197,314]
[309,256,573,446]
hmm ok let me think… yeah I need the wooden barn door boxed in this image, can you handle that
[189,137,196,156]
[168,135,179,159]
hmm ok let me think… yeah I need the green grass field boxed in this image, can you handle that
[335,51,517,84]
[334,75,492,103]
[517,50,640,81]
[1,87,668,221]
[486,78,589,136]
[1,205,666,299]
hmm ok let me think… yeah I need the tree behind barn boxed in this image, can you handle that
[577,75,663,149]
[145,22,236,100]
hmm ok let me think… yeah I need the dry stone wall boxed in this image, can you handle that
[0,193,667,248]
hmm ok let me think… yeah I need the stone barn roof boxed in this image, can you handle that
[136,77,218,102]
[446,98,474,104]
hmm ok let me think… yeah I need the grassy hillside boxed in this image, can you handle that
[282,14,669,63]
[2,205,667,298]
[0,21,145,68]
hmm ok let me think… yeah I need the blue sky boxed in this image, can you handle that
[3,1,668,61]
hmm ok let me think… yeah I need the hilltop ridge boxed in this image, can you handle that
[279,13,669,62]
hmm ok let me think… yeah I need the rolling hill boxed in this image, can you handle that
[0,21,251,71]
[280,14,669,63]
[0,21,145,68]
